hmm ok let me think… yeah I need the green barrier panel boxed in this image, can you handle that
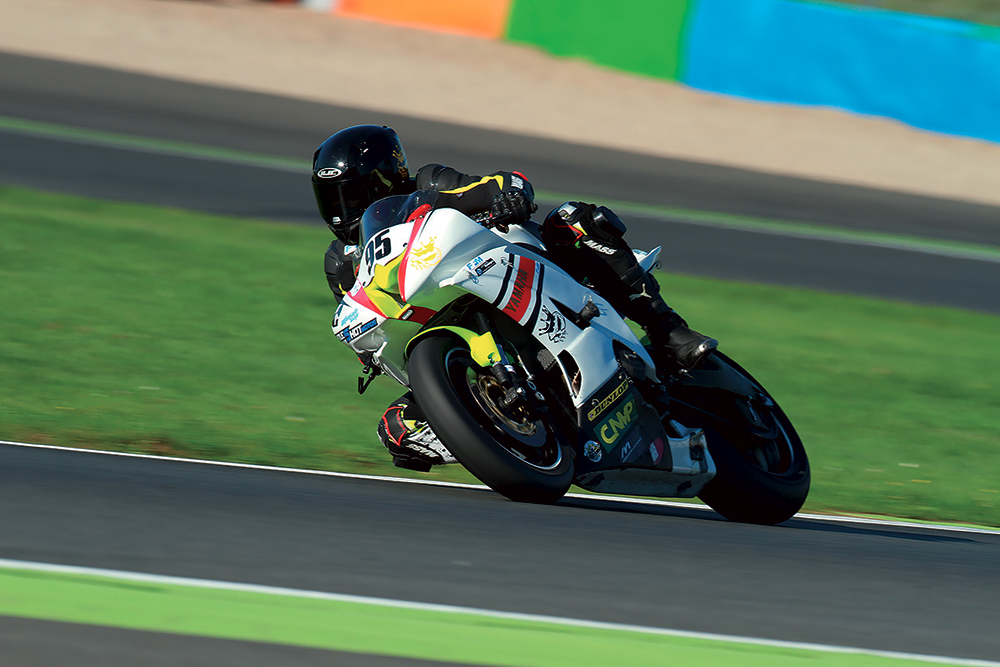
[505,0,692,81]
[971,23,1000,42]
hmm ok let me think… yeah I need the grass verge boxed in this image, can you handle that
[1,185,998,526]
[0,563,963,667]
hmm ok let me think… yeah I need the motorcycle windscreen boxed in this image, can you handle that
[359,190,440,247]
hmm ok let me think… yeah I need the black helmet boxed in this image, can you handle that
[312,125,411,244]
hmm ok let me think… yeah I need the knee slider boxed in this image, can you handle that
[582,206,627,242]
[546,201,593,226]
[542,202,590,246]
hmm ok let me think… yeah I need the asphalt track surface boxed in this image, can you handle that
[3,52,1000,665]
[3,444,1000,665]
[2,51,1000,314]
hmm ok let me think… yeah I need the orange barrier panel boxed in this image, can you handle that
[335,0,512,39]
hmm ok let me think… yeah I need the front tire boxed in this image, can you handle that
[408,336,574,504]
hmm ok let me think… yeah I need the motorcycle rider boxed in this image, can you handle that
[313,124,717,471]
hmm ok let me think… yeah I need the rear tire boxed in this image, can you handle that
[408,336,574,504]
[672,353,810,524]
[695,403,809,524]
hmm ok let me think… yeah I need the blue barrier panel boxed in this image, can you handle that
[682,0,1000,143]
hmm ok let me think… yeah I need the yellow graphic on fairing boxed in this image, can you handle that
[409,236,442,271]
[372,254,402,293]
[366,255,409,318]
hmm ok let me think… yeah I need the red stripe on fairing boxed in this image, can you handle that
[397,204,434,300]
[501,256,536,324]
[347,284,386,319]
[407,307,437,325]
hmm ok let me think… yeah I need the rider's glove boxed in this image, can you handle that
[486,189,537,233]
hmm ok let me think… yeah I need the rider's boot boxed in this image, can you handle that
[624,271,718,371]
[377,392,456,471]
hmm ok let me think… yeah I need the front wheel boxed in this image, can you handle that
[408,336,574,504]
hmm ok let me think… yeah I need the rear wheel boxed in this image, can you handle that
[695,404,809,524]
[408,335,574,504]
[671,354,810,524]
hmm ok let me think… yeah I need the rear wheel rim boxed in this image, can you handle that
[744,412,797,476]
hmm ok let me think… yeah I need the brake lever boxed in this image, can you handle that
[357,355,383,394]
[472,211,509,233]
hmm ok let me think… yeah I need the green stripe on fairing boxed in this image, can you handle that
[4,113,998,263]
[0,563,976,667]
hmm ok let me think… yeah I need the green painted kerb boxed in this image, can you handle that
[505,0,692,81]
[0,565,965,667]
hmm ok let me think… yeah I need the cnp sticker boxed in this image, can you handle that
[597,398,637,451]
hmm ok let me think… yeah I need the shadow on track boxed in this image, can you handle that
[780,517,986,544]
[557,495,986,544]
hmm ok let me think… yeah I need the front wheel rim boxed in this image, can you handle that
[446,349,563,472]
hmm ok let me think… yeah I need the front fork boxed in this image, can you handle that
[470,311,550,420]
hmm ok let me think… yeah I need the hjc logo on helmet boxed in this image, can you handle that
[317,167,343,178]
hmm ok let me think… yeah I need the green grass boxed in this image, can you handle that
[1,185,998,526]
[0,186,417,475]
[0,563,961,667]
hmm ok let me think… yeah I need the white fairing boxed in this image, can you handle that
[440,249,654,406]
[333,204,656,409]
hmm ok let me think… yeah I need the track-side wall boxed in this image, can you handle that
[316,0,1000,144]
[505,0,690,81]
[682,0,1000,144]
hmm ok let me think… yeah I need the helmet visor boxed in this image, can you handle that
[316,177,374,225]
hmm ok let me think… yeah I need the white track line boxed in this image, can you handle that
[2,440,998,535]
[1,557,996,667]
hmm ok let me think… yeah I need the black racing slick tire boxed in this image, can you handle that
[695,404,809,525]
[408,336,574,504]
[671,353,810,525]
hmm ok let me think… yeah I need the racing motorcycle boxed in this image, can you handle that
[332,190,810,525]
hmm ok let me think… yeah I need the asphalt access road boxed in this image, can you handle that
[2,444,999,665]
[2,51,1000,314]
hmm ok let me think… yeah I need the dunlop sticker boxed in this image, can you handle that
[587,380,629,422]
